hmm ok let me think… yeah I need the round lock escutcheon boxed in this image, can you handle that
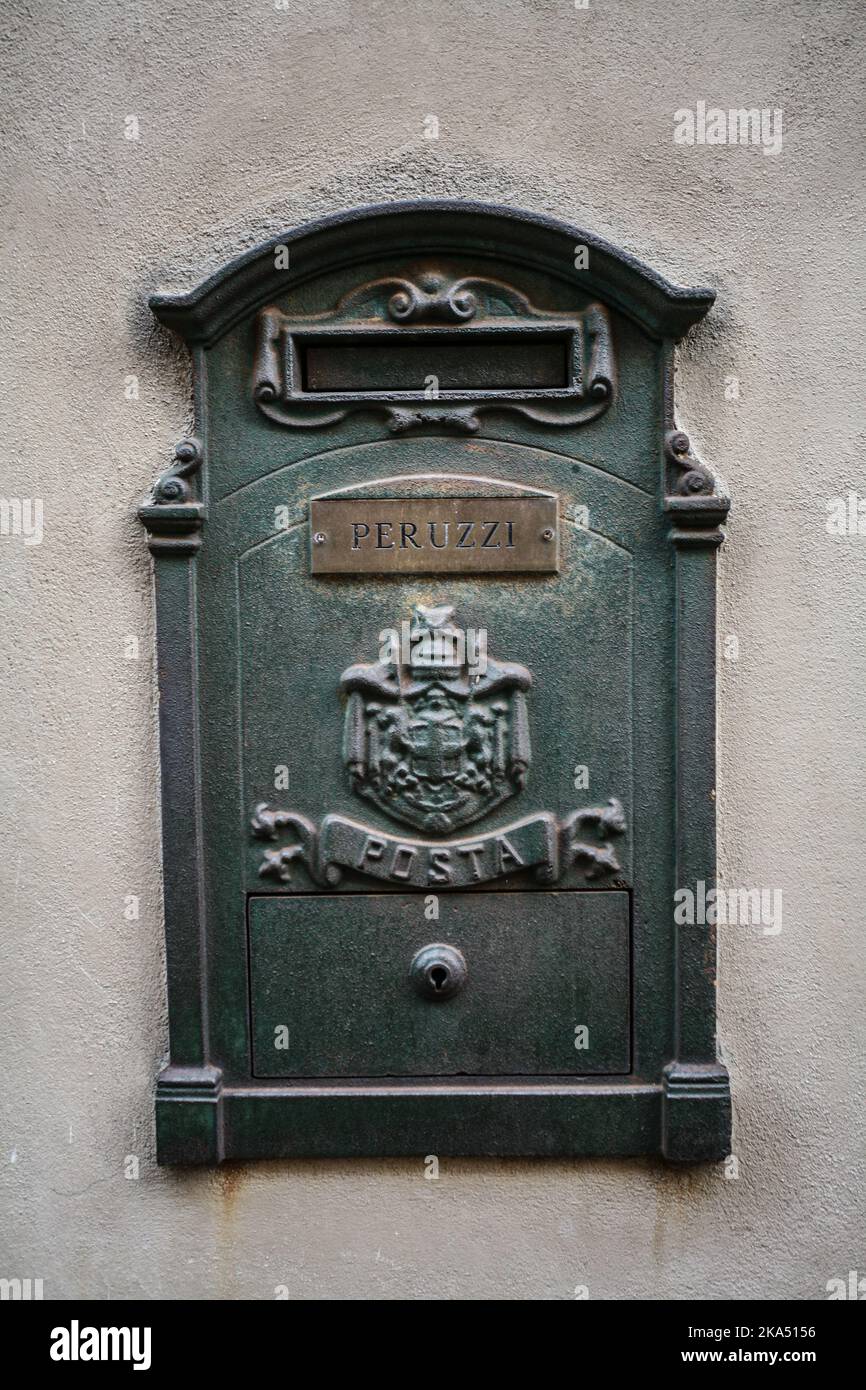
[409,943,467,1001]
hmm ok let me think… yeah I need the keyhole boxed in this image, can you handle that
[410,944,466,1000]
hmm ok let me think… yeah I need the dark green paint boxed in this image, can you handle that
[249,892,630,1077]
[141,201,731,1164]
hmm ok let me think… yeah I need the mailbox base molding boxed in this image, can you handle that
[661,1062,733,1163]
[154,1065,223,1167]
[154,1074,731,1165]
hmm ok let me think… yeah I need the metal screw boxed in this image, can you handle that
[313,531,327,545]
[541,527,555,541]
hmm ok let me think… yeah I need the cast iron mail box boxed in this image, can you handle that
[141,201,731,1164]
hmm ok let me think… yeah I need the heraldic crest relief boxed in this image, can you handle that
[341,603,530,834]
[251,604,628,889]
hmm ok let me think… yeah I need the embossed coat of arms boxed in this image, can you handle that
[252,603,626,889]
[340,604,531,834]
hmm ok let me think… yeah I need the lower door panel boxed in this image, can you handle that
[249,890,630,1077]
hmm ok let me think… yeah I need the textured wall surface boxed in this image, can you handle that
[1,0,864,1300]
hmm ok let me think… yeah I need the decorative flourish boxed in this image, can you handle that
[250,800,628,890]
[338,271,535,324]
[387,273,478,323]
[562,798,628,878]
[151,438,203,504]
[138,437,205,553]
[665,430,714,497]
[252,272,615,434]
[251,805,319,884]
[663,429,730,544]
[569,797,628,837]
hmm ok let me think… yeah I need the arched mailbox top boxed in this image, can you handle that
[149,199,715,346]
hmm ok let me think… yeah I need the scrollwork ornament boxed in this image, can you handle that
[665,429,713,497]
[387,273,478,323]
[152,437,203,504]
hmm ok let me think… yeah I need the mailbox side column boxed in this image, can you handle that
[139,434,222,1164]
[663,423,732,1161]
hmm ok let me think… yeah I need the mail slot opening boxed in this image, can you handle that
[300,332,572,393]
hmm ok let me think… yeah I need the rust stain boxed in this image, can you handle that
[214,1162,248,1206]
[653,1162,700,1261]
[212,1163,252,1302]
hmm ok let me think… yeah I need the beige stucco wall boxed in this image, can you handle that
[2,0,864,1299]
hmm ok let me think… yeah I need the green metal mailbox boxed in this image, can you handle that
[140,201,731,1163]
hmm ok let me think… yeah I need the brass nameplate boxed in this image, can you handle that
[310,496,559,575]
